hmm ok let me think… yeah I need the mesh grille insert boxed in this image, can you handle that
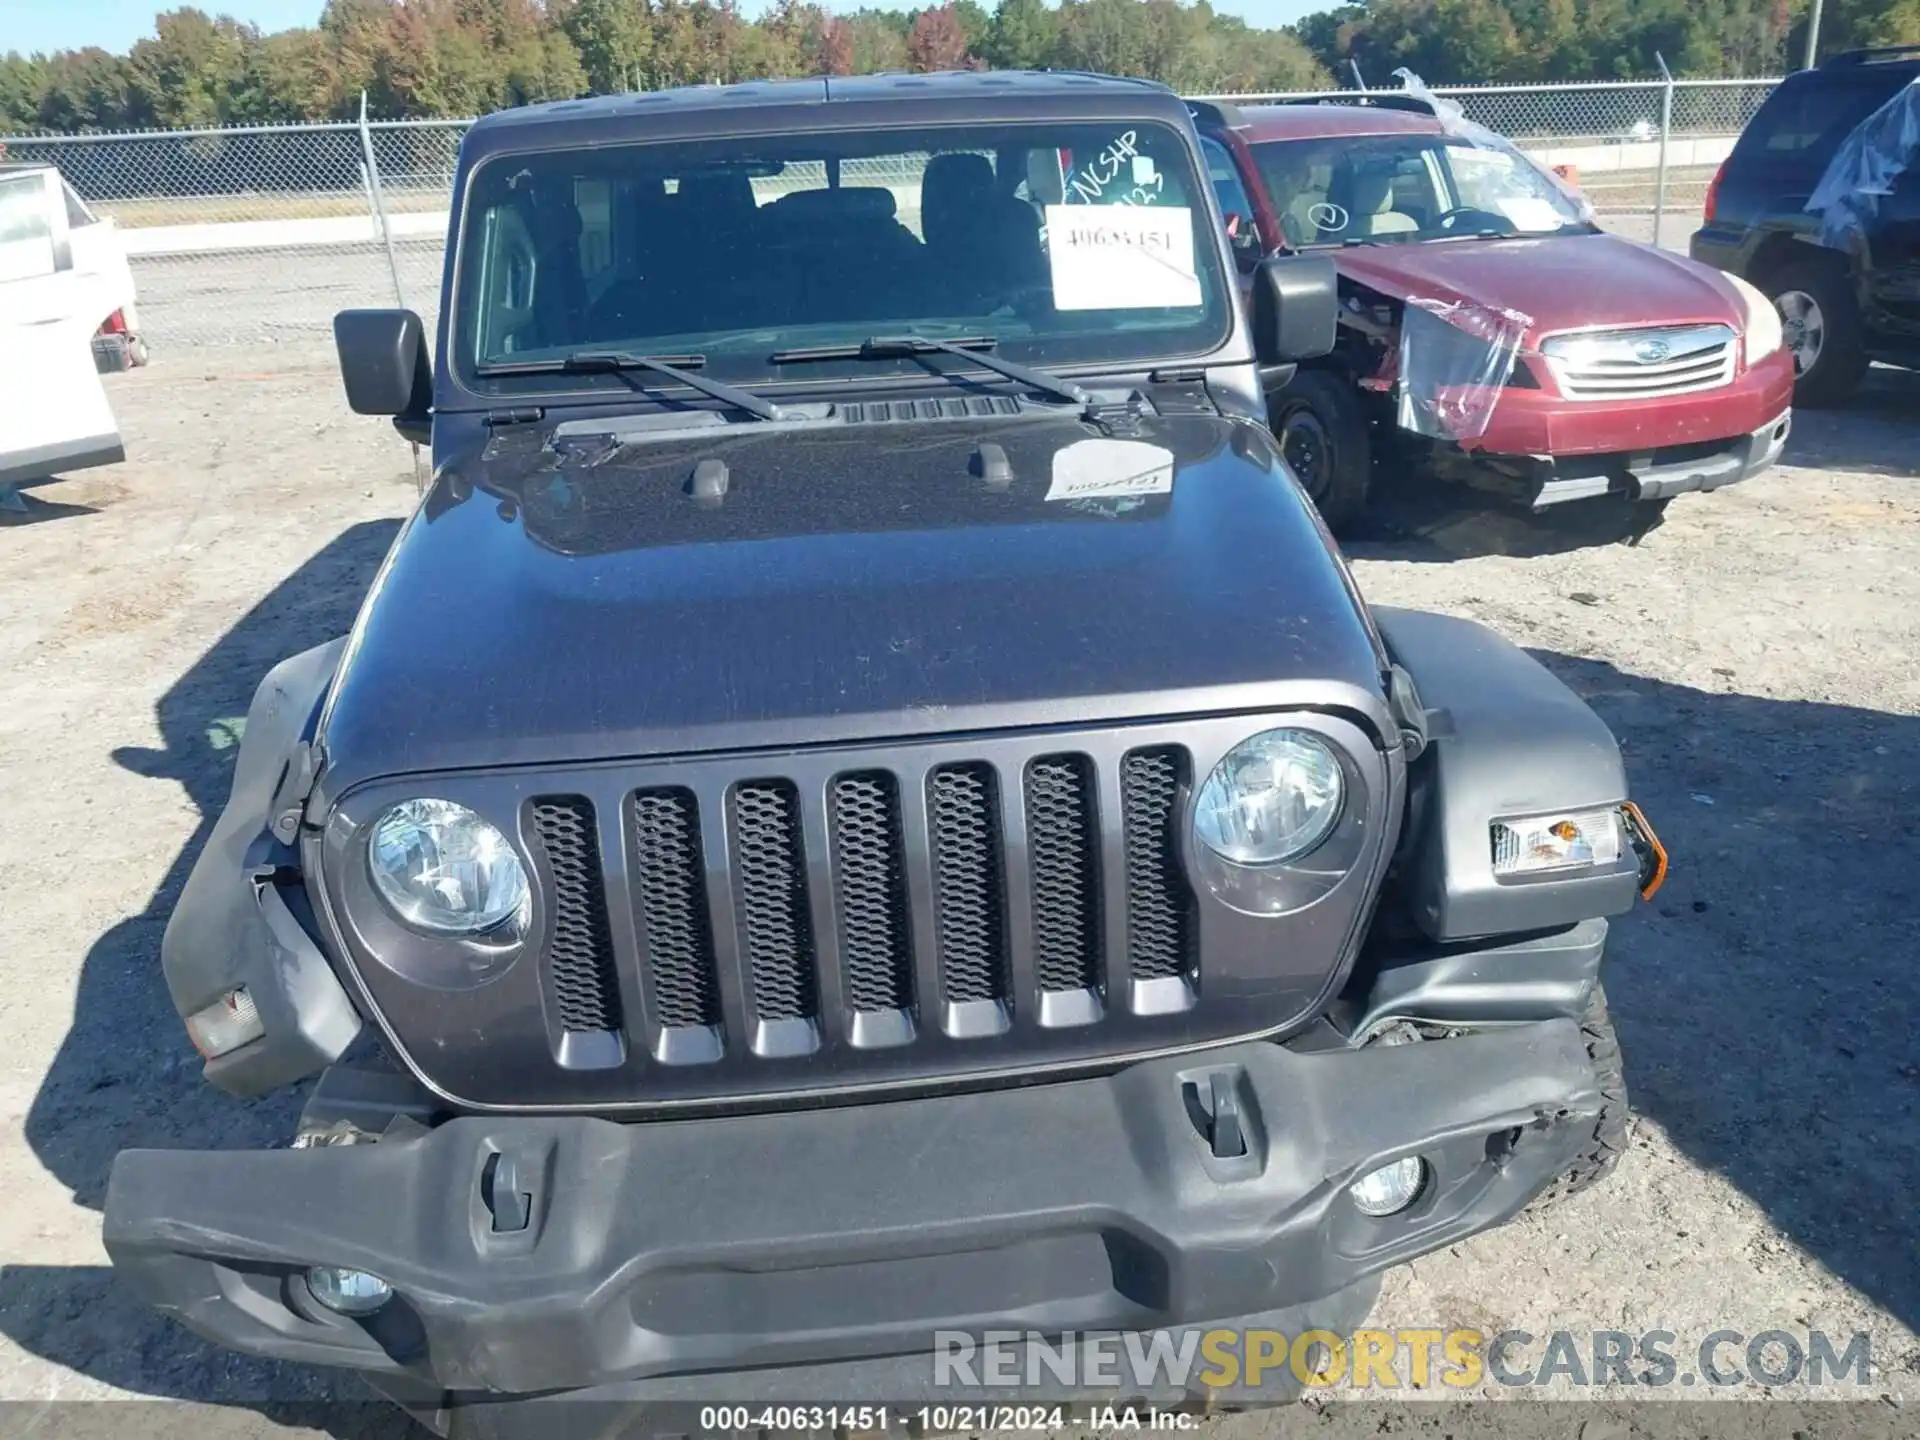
[1120,748,1197,982]
[629,788,720,1030]
[829,772,914,1013]
[530,797,622,1034]
[928,763,1008,1004]
[1025,754,1102,994]
[730,780,817,1023]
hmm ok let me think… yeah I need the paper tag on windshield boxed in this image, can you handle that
[1496,197,1565,233]
[1046,438,1175,501]
[1045,204,1201,311]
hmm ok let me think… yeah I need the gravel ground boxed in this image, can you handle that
[0,336,1914,1438]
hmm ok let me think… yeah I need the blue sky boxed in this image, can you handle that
[14,0,1321,57]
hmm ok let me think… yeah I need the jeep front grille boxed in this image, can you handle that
[1540,324,1736,401]
[728,780,817,1028]
[335,714,1393,1112]
[530,797,624,1035]
[828,771,913,1016]
[1120,748,1196,984]
[928,763,1011,1017]
[627,788,720,1030]
[533,743,1197,1065]
[1024,755,1101,996]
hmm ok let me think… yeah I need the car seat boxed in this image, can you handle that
[921,152,1046,311]
[1345,170,1420,238]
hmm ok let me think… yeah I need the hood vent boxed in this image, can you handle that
[839,395,1026,425]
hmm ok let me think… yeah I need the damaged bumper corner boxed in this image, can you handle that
[1528,406,1792,508]
[105,1022,1600,1399]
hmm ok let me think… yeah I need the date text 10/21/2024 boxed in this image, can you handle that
[696,1408,1197,1432]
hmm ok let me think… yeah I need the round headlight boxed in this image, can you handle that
[368,798,529,936]
[1194,729,1344,866]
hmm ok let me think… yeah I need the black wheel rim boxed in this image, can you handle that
[1280,408,1333,503]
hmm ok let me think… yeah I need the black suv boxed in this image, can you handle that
[103,73,1663,1436]
[1692,46,1920,404]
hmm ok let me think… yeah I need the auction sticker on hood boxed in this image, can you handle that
[1045,204,1201,311]
[1047,437,1175,501]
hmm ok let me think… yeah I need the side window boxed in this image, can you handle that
[1198,134,1255,225]
[62,180,96,229]
[0,173,56,283]
[1737,75,1906,169]
[472,203,539,361]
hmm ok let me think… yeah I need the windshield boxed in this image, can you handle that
[454,120,1233,396]
[1249,134,1588,249]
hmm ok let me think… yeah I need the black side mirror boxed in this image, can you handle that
[334,309,431,422]
[1252,254,1338,365]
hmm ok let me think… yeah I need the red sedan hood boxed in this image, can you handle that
[1335,232,1744,342]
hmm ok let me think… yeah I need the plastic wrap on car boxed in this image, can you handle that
[1395,297,1530,442]
[1806,76,1920,252]
[1392,68,1596,225]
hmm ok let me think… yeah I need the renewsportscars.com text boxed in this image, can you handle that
[932,1327,1876,1392]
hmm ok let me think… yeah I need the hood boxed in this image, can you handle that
[315,409,1388,795]
[1336,232,1745,341]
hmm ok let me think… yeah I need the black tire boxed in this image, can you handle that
[1767,262,1868,407]
[1269,368,1371,534]
[1528,982,1630,1212]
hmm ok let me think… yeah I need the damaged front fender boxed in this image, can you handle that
[162,638,364,1096]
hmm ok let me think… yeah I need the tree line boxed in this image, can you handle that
[0,0,1328,133]
[1299,0,1913,84]
[5,0,1915,136]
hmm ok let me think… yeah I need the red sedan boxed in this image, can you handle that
[1191,100,1794,530]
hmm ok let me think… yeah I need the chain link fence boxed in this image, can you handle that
[0,77,1782,361]
[0,116,467,359]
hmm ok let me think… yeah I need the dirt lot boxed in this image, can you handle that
[0,339,1915,1438]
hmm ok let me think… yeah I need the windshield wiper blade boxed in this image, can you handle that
[477,350,789,422]
[771,334,1093,412]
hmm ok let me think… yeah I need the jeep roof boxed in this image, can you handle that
[463,68,1190,152]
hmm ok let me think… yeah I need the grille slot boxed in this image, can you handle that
[530,797,623,1034]
[729,781,817,1023]
[1025,755,1102,994]
[1542,324,1736,401]
[1120,748,1197,982]
[629,788,720,1030]
[928,763,1009,1006]
[829,771,914,1014]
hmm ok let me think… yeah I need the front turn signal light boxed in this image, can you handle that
[184,987,264,1059]
[1619,801,1668,900]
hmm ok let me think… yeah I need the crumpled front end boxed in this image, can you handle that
[105,1023,1601,1402]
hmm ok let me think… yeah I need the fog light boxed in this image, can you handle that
[1349,1157,1426,1217]
[184,987,264,1059]
[306,1266,393,1316]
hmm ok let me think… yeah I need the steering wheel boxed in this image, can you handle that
[1433,206,1508,233]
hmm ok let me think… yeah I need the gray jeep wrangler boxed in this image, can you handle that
[103,71,1662,1437]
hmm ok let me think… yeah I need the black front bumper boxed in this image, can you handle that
[105,1022,1598,1399]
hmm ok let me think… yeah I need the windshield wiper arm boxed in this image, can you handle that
[771,334,1093,412]
[476,350,789,422]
